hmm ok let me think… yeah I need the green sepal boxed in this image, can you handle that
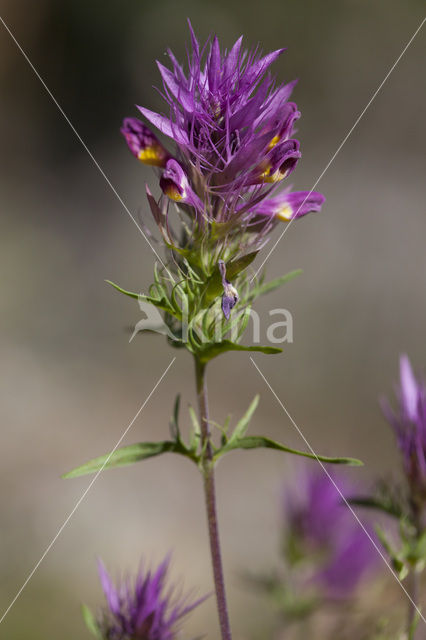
[196,340,282,363]
[81,604,101,638]
[214,434,363,466]
[226,252,259,279]
[62,440,197,479]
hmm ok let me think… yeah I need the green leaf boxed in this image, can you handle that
[252,269,302,298]
[106,279,140,300]
[188,405,201,452]
[81,604,101,638]
[197,340,282,363]
[169,394,182,442]
[228,396,260,444]
[63,441,189,479]
[215,435,363,466]
[347,496,402,519]
[226,252,259,279]
[375,524,408,580]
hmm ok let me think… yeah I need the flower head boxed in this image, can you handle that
[381,355,426,501]
[96,556,204,640]
[123,21,324,254]
[283,469,377,596]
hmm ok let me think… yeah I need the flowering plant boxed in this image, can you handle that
[65,22,364,640]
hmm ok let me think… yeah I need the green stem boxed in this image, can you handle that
[407,569,419,636]
[407,501,422,638]
[194,357,232,640]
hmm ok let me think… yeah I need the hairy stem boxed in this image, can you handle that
[194,357,232,640]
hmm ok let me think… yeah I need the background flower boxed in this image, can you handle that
[95,556,205,640]
[283,468,378,597]
[381,355,426,503]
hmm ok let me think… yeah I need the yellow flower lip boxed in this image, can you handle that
[259,166,286,183]
[268,134,281,149]
[276,205,293,221]
[163,184,183,202]
[138,144,168,168]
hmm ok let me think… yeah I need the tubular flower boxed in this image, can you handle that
[283,469,377,596]
[96,557,205,640]
[123,21,324,252]
[159,158,203,210]
[121,118,170,167]
[219,260,239,320]
[251,189,325,222]
[381,355,426,501]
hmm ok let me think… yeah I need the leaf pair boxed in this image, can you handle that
[63,396,362,479]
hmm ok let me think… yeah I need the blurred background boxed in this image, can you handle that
[1,0,425,637]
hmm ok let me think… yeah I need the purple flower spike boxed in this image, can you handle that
[284,469,377,597]
[159,159,203,211]
[219,260,239,320]
[96,556,205,640]
[121,117,170,167]
[127,22,324,245]
[381,355,426,500]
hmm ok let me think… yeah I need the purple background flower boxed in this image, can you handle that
[96,556,205,640]
[283,469,378,597]
[381,355,426,501]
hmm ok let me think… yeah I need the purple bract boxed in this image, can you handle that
[381,355,426,501]
[97,556,204,639]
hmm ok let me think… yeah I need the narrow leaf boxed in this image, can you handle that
[81,604,101,638]
[106,280,140,300]
[253,269,302,298]
[169,394,181,441]
[63,441,179,479]
[216,435,363,466]
[198,340,282,363]
[229,396,260,443]
[347,496,402,519]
